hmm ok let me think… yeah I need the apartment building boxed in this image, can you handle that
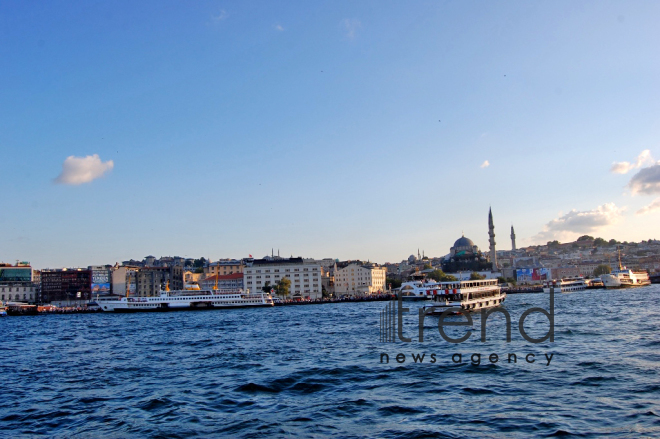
[334,261,387,296]
[244,257,321,300]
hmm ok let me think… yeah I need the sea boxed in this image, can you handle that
[1,286,659,438]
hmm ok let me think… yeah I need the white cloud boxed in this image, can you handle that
[629,162,660,195]
[610,149,654,174]
[274,24,284,31]
[212,10,228,21]
[480,160,490,168]
[636,198,660,215]
[341,18,361,39]
[533,203,624,243]
[54,154,114,185]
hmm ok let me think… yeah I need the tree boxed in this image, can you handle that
[547,240,560,247]
[594,237,607,247]
[505,277,517,286]
[577,235,594,242]
[194,267,204,274]
[423,263,432,270]
[386,277,402,289]
[276,278,291,300]
[497,276,506,284]
[427,269,457,282]
[470,272,486,280]
[593,264,611,276]
[262,281,273,294]
[193,257,207,268]
[608,239,619,246]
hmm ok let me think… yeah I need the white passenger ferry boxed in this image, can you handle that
[99,283,274,312]
[421,279,506,315]
[601,268,650,289]
[543,277,586,293]
[399,280,443,300]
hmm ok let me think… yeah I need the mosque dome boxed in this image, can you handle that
[453,236,475,249]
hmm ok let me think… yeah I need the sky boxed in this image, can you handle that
[1,1,659,268]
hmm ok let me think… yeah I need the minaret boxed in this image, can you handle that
[488,208,498,270]
[511,225,516,251]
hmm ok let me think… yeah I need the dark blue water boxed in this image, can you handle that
[1,286,659,438]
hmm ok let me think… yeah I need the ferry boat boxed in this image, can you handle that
[601,268,650,289]
[98,283,274,313]
[543,277,587,293]
[0,301,7,317]
[600,250,651,289]
[5,302,38,316]
[399,280,443,300]
[421,279,506,315]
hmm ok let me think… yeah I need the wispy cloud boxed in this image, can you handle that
[533,203,624,243]
[636,198,660,215]
[341,18,361,39]
[480,160,490,168]
[274,24,284,31]
[212,10,228,21]
[610,149,654,174]
[54,154,114,185]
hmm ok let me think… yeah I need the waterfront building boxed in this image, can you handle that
[333,261,387,296]
[199,273,243,290]
[0,262,37,303]
[244,257,322,300]
[41,268,92,306]
[136,266,184,297]
[89,265,112,297]
[321,267,335,296]
[111,266,139,297]
[204,259,244,278]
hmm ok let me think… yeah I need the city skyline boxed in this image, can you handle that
[2,1,660,268]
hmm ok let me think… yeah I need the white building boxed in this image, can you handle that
[244,257,322,300]
[111,266,138,297]
[334,262,387,296]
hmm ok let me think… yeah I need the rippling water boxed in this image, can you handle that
[1,286,660,437]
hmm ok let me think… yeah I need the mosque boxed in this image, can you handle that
[441,208,510,274]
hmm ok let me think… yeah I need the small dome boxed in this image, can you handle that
[453,236,475,248]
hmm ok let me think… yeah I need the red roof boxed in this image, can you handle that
[205,273,243,281]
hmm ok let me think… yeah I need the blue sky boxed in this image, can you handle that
[1,1,659,268]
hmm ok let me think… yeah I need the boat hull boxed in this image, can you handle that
[101,303,274,313]
[601,274,650,289]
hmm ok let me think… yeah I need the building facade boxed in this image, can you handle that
[244,258,322,300]
[334,262,387,296]
[199,273,244,290]
[41,268,92,306]
[136,266,184,297]
[111,266,139,297]
[204,259,244,278]
[0,262,36,303]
